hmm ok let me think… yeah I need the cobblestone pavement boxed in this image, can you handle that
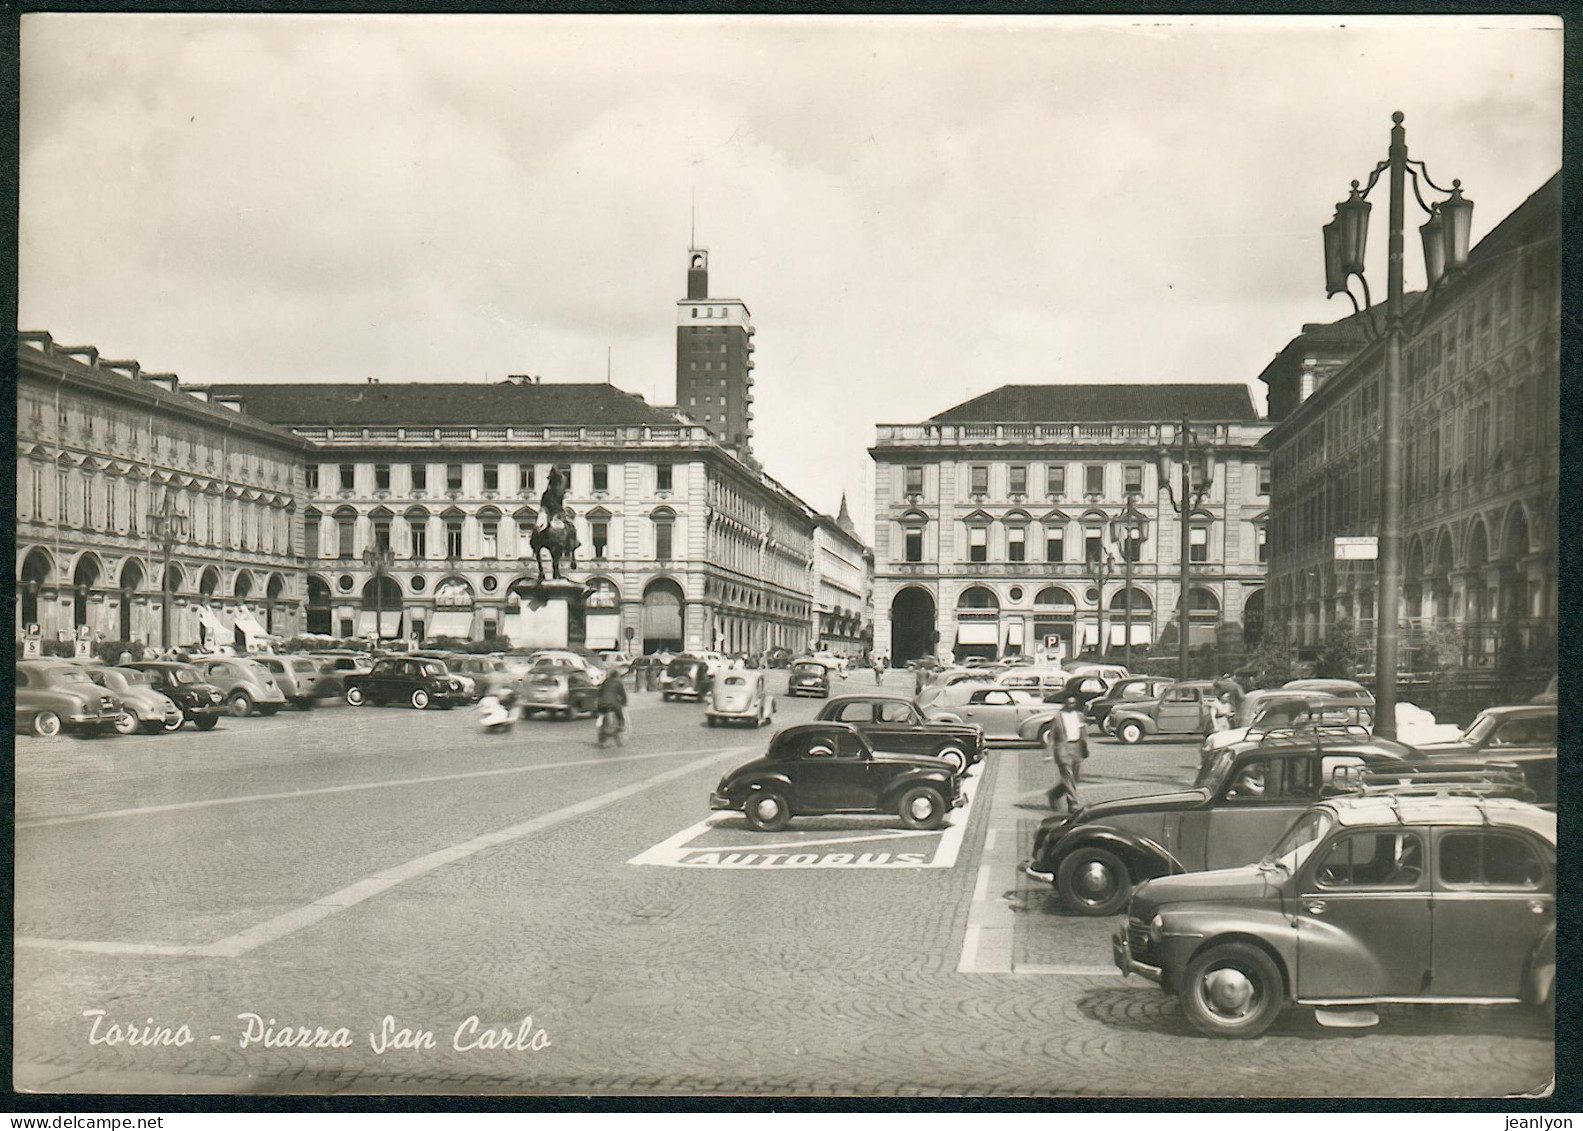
[13,672,1554,1097]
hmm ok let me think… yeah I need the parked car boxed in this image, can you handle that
[709,722,966,832]
[1107,680,1225,744]
[307,652,374,697]
[661,656,714,702]
[1281,678,1376,704]
[815,693,985,775]
[706,670,777,727]
[1530,676,1557,705]
[923,683,1056,744]
[1043,672,1113,709]
[520,657,599,718]
[1069,663,1131,683]
[526,649,608,686]
[1000,667,1071,698]
[1114,793,1556,1037]
[126,661,228,730]
[1201,692,1372,760]
[189,657,290,717]
[1412,704,1557,807]
[14,660,125,737]
[445,655,520,700]
[1087,676,1176,733]
[80,665,185,734]
[1024,729,1418,914]
[786,659,831,699]
[253,654,331,709]
[344,657,470,710]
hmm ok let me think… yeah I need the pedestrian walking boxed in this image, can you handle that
[874,654,885,684]
[1208,693,1233,733]
[1045,696,1089,812]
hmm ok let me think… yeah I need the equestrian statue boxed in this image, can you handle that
[530,465,580,581]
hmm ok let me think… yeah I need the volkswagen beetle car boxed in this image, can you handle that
[1087,676,1177,733]
[925,683,1056,744]
[709,723,965,832]
[706,670,776,727]
[14,660,125,737]
[1107,680,1224,744]
[81,664,185,734]
[253,654,331,709]
[815,693,984,775]
[1024,729,1418,914]
[127,661,228,730]
[343,657,470,710]
[1114,793,1556,1038]
[786,659,831,699]
[189,657,289,717]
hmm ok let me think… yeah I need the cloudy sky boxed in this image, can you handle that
[19,14,1561,533]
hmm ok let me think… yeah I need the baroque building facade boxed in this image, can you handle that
[870,385,1271,667]
[1262,173,1559,693]
[809,495,873,659]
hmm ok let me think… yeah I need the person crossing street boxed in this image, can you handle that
[1044,696,1089,812]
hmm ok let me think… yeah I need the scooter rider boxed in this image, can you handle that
[596,669,628,745]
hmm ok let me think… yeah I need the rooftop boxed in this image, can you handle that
[209,381,684,429]
[930,383,1260,424]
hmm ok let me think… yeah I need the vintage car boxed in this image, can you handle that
[528,649,609,685]
[81,665,185,734]
[1069,663,1132,684]
[924,683,1056,744]
[786,659,832,699]
[709,722,966,832]
[189,657,290,717]
[446,655,521,700]
[125,661,228,730]
[1530,676,1557,705]
[706,670,777,727]
[1087,676,1177,733]
[1043,672,1114,708]
[343,657,470,710]
[15,660,126,737]
[520,657,600,718]
[1413,705,1557,806]
[253,654,332,709]
[1107,680,1225,744]
[1114,793,1556,1037]
[815,693,984,774]
[1024,729,1418,914]
[1281,677,1376,704]
[999,666,1069,697]
[1201,691,1372,760]
[661,656,714,702]
[306,652,374,697]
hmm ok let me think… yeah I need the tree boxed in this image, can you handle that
[1243,624,1296,689]
[1315,620,1359,680]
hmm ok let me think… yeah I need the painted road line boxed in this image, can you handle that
[15,938,207,958]
[1016,964,1123,977]
[20,746,752,961]
[17,746,732,830]
[972,863,993,903]
[956,753,1022,974]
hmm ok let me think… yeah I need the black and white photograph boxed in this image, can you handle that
[12,12,1563,1099]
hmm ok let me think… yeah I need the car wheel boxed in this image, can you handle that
[1180,942,1285,1039]
[345,686,365,707]
[1117,720,1145,745]
[161,713,185,733]
[897,786,946,831]
[31,711,62,738]
[228,692,254,718]
[935,744,968,775]
[114,712,141,736]
[193,715,219,731]
[411,688,431,710]
[1056,847,1131,916]
[744,789,792,832]
[1037,723,1053,748]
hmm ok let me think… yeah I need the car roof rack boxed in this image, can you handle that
[1254,723,1372,746]
[1353,765,1534,803]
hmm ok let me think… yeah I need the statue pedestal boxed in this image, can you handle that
[502,578,586,650]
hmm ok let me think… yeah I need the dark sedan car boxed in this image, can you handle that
[126,661,228,730]
[1086,676,1177,732]
[343,657,470,710]
[814,694,984,774]
[1413,704,1556,807]
[1024,729,1418,914]
[786,659,831,699]
[709,723,965,832]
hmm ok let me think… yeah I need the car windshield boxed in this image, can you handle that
[724,677,747,686]
[1261,810,1335,871]
[52,669,93,685]
[794,663,823,674]
[293,660,318,673]
[419,662,447,678]
[1460,712,1498,744]
[535,662,578,676]
[169,668,197,684]
[1196,749,1237,791]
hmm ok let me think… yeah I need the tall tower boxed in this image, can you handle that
[676,247,755,453]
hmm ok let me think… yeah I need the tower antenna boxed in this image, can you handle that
[690,186,696,249]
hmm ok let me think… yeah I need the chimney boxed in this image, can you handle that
[212,394,245,414]
[140,372,179,393]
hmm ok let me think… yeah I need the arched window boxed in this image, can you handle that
[957,586,999,610]
[651,507,677,562]
[333,505,358,560]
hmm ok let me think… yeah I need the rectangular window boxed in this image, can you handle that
[1046,528,1063,562]
[447,464,463,491]
[519,464,534,491]
[904,466,924,496]
[1085,527,1104,563]
[970,465,989,495]
[655,522,673,561]
[410,521,427,559]
[1256,526,1268,564]
[592,520,609,559]
[306,465,320,490]
[307,518,320,560]
[656,463,673,492]
[517,519,534,549]
[1008,526,1026,562]
[905,527,923,563]
[374,464,390,491]
[1258,462,1272,496]
[338,519,355,559]
[339,464,354,491]
[1190,525,1209,563]
[446,521,463,558]
[1124,464,1143,496]
[1009,465,1027,495]
[373,520,391,552]
[411,463,427,491]
[593,464,609,492]
[555,464,572,491]
[1085,465,1104,495]
[483,464,499,491]
[969,525,987,563]
[481,522,498,558]
[1046,465,1066,497]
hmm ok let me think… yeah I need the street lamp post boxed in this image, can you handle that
[1158,418,1217,682]
[1086,545,1116,660]
[363,542,394,645]
[1322,111,1472,739]
[1110,502,1150,668]
[146,492,189,651]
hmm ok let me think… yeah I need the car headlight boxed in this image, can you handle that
[1148,914,1164,944]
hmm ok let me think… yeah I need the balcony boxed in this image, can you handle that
[290,424,715,447]
[874,421,1238,448]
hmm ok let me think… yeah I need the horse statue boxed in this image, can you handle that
[530,514,579,581]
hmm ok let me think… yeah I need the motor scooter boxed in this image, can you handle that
[595,707,626,748]
[479,689,521,734]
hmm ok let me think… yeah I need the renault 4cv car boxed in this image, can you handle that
[1106,680,1225,744]
[14,660,125,737]
[127,661,228,730]
[1113,792,1556,1038]
[815,693,984,775]
[709,722,965,832]
[786,658,831,699]
[343,657,470,710]
[706,670,776,727]
[81,665,185,734]
[924,683,1056,744]
[1024,729,1417,914]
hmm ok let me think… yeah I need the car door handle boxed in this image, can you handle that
[1529,901,1548,915]
[1304,900,1327,915]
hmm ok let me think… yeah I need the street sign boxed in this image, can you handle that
[1334,536,1379,561]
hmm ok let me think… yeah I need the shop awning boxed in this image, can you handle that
[356,610,405,639]
[1110,624,1152,647]
[428,610,474,640]
[197,604,230,646]
[956,623,999,646]
[1080,623,1100,646]
[585,611,620,651]
[1004,621,1025,647]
